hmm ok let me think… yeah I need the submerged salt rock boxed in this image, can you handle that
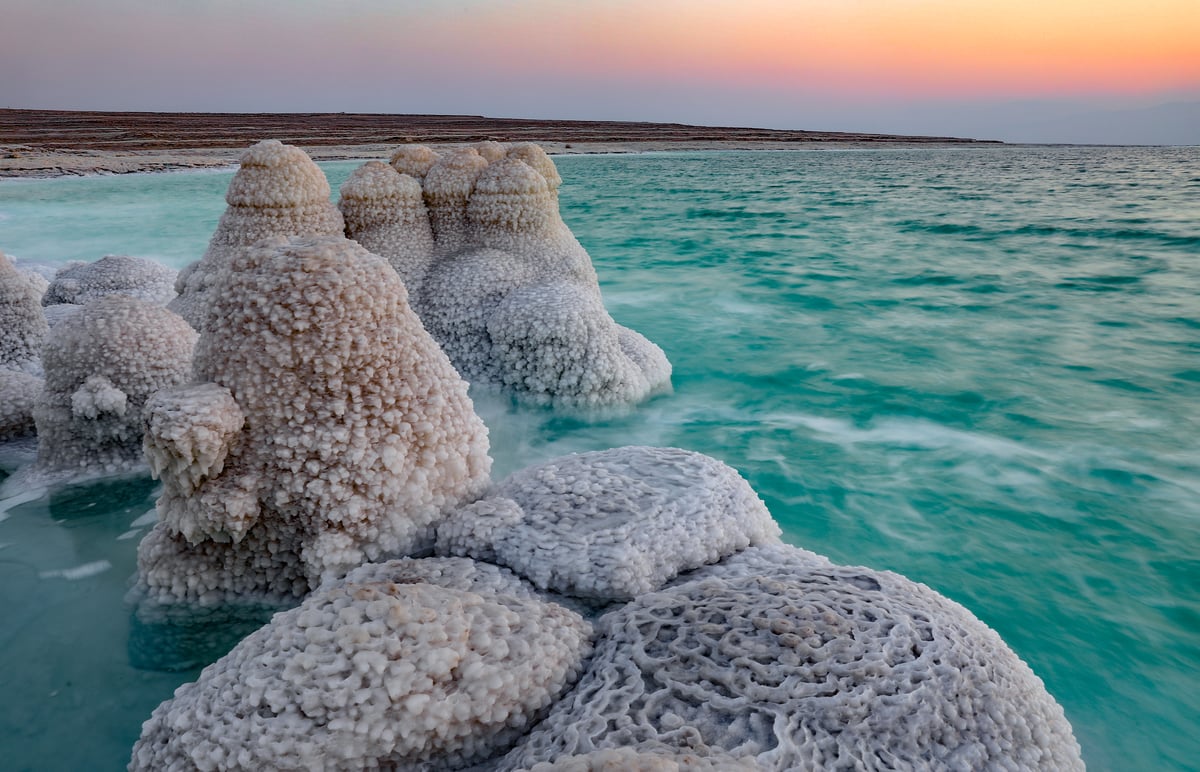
[32,295,196,476]
[42,255,177,307]
[438,446,781,601]
[130,568,592,771]
[338,160,435,295]
[168,140,344,328]
[0,369,42,441]
[409,146,671,408]
[0,251,49,373]
[388,143,441,181]
[501,543,1084,771]
[135,235,491,608]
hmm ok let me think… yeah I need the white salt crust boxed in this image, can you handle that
[43,254,178,307]
[437,446,782,601]
[0,369,42,441]
[32,294,196,476]
[168,140,345,329]
[517,747,758,771]
[356,142,671,409]
[0,251,49,373]
[499,543,1085,771]
[134,235,492,609]
[130,558,593,771]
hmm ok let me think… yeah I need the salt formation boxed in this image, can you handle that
[500,543,1084,771]
[518,747,758,771]
[168,140,344,329]
[389,144,441,181]
[134,235,491,609]
[32,295,196,476]
[130,557,593,771]
[42,255,177,306]
[0,250,49,373]
[338,161,435,296]
[0,369,41,441]
[397,142,671,408]
[438,446,781,601]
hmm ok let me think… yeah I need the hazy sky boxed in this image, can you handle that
[2,0,1197,143]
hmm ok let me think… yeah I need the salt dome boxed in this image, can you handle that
[344,142,671,409]
[134,235,492,610]
[32,294,197,476]
[168,140,344,329]
[130,557,593,771]
[500,543,1084,771]
[338,161,435,296]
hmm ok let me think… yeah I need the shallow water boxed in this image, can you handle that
[2,147,1199,770]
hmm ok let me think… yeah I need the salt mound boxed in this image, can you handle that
[438,446,781,601]
[0,250,49,373]
[32,295,196,476]
[518,747,758,771]
[0,369,41,441]
[130,562,593,771]
[338,161,436,296]
[501,542,1084,771]
[407,144,671,408]
[42,255,177,306]
[168,140,344,329]
[388,143,440,181]
[135,235,491,609]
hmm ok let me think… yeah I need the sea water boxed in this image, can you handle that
[1,147,1198,771]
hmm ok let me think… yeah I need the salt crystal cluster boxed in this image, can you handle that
[517,747,758,771]
[437,446,782,601]
[338,161,435,296]
[0,250,49,373]
[42,254,177,307]
[134,235,492,609]
[169,140,344,329]
[130,557,592,771]
[343,142,671,409]
[32,294,196,476]
[0,369,41,441]
[500,543,1084,771]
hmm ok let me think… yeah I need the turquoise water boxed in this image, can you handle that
[1,147,1198,770]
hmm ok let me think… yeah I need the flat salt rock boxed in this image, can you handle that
[499,543,1084,772]
[436,446,781,601]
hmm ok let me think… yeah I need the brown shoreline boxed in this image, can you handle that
[0,109,1002,178]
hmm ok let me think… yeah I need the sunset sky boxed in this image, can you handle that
[2,0,1197,143]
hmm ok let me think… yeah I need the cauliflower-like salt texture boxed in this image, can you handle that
[406,144,670,408]
[0,369,42,441]
[339,161,436,297]
[43,254,177,307]
[517,747,758,772]
[134,235,492,610]
[168,140,344,329]
[1,250,49,373]
[130,569,593,771]
[389,143,441,181]
[437,446,781,601]
[500,543,1085,771]
[32,294,196,476]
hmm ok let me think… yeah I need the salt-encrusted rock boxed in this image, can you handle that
[42,302,82,328]
[43,255,177,307]
[0,369,42,440]
[0,251,49,373]
[130,566,593,771]
[169,140,344,329]
[389,143,440,181]
[438,447,781,601]
[518,747,758,771]
[411,146,671,408]
[423,147,490,256]
[339,161,436,296]
[474,139,509,163]
[500,543,1084,771]
[135,235,492,609]
[32,295,196,476]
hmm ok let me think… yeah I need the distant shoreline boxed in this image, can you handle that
[0,108,1001,179]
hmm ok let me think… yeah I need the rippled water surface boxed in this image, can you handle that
[1,147,1198,770]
